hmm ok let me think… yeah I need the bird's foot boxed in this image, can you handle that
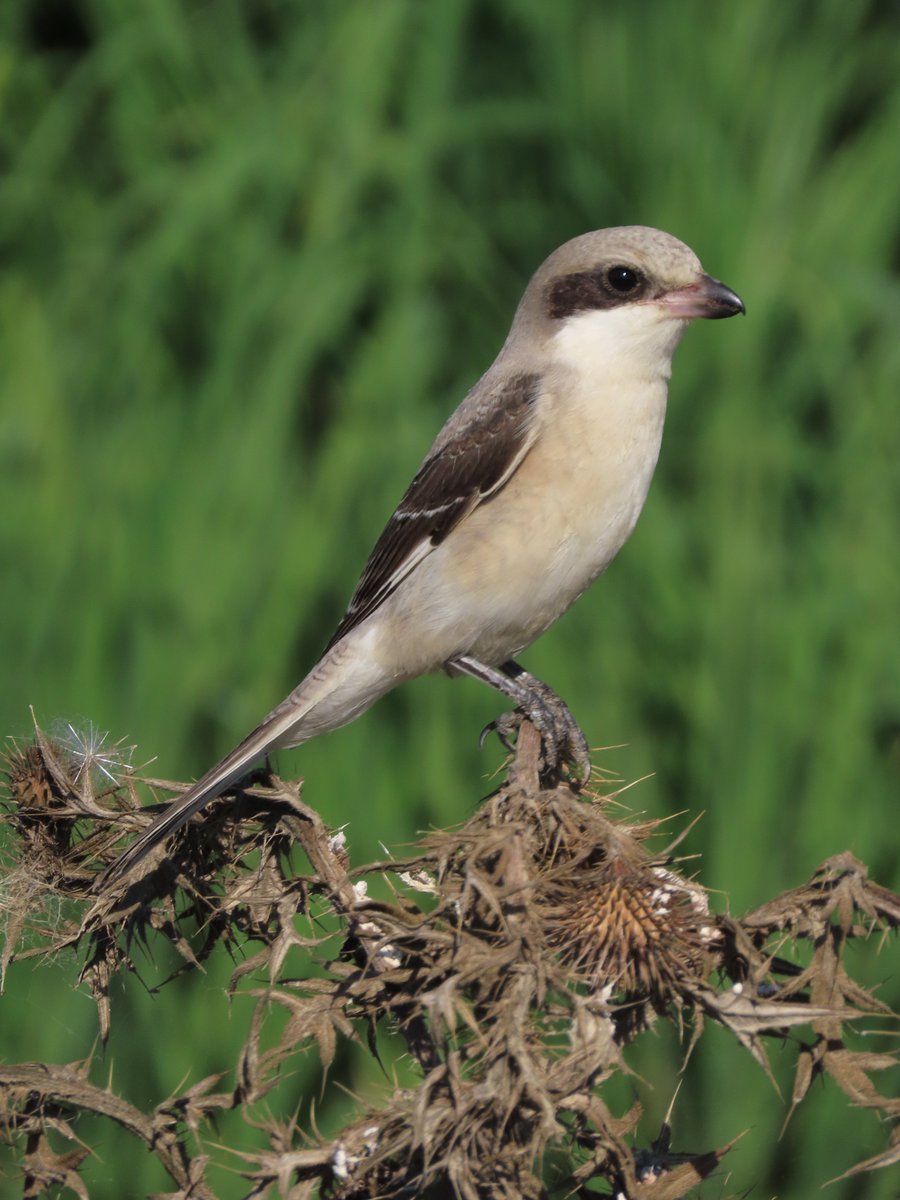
[525,681,592,788]
[450,655,592,789]
[480,682,560,766]
[480,694,590,789]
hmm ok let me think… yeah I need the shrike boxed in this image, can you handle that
[103,226,743,883]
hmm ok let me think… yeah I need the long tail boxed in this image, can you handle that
[98,639,393,886]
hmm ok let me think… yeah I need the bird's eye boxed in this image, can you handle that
[607,266,640,293]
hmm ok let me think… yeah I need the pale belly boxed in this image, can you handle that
[373,377,668,674]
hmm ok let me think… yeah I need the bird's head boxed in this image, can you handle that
[515,226,744,379]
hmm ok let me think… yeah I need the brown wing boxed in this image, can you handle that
[324,371,541,651]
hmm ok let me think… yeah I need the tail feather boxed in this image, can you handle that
[98,636,395,887]
[97,699,311,886]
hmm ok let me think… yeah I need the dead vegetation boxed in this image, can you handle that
[0,716,898,1198]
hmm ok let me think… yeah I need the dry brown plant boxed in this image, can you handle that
[0,715,898,1198]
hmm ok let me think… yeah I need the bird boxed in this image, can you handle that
[101,225,744,884]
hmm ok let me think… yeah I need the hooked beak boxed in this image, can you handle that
[661,273,745,320]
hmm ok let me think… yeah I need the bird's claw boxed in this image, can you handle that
[479,711,522,754]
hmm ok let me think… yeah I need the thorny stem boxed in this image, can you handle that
[268,779,441,1073]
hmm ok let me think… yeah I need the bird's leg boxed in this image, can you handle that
[449,656,591,787]
[448,656,559,764]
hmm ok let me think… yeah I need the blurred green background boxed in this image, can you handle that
[1,0,898,1196]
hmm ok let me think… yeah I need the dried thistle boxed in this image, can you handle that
[547,855,712,1007]
[0,716,896,1198]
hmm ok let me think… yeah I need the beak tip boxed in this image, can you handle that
[705,278,745,320]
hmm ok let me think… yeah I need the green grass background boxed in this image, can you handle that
[1,0,898,1196]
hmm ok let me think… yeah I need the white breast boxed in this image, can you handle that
[539,302,686,582]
